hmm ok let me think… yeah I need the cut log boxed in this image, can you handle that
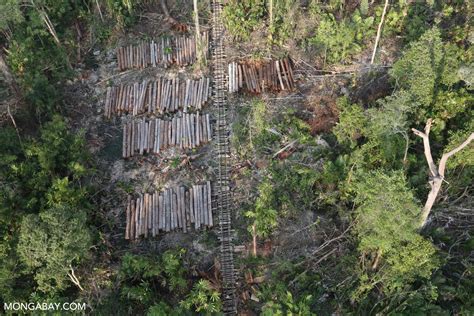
[189,187,195,224]
[125,196,131,239]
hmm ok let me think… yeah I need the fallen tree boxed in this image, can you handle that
[412,118,473,227]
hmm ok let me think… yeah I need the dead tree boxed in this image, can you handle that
[412,118,474,227]
[193,0,204,68]
[370,0,389,64]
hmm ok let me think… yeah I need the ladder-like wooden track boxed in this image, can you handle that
[210,0,237,314]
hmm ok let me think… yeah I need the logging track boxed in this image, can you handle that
[210,0,238,314]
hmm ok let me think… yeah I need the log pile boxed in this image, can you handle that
[116,33,208,71]
[125,182,214,240]
[104,77,211,118]
[228,57,295,93]
[122,112,212,158]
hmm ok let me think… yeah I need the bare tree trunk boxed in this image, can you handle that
[252,224,257,256]
[370,0,389,64]
[193,0,203,68]
[269,0,273,40]
[412,119,473,227]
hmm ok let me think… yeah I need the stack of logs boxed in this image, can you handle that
[125,183,213,240]
[104,77,211,118]
[122,112,212,158]
[116,33,208,71]
[228,57,295,93]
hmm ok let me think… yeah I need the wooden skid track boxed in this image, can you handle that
[211,0,237,314]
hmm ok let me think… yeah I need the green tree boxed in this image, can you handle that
[390,27,463,127]
[245,180,278,238]
[180,280,222,314]
[350,170,439,300]
[17,205,91,294]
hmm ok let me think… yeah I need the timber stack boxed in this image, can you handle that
[116,32,209,71]
[122,113,212,158]
[228,57,295,93]
[104,76,211,118]
[125,182,214,240]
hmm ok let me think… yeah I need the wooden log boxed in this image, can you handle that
[167,119,172,148]
[136,194,142,237]
[193,80,199,109]
[125,84,130,114]
[149,119,155,152]
[139,118,145,155]
[119,84,124,114]
[238,63,243,89]
[144,193,149,238]
[201,185,207,226]
[148,80,152,113]
[154,119,159,153]
[229,62,237,93]
[180,186,186,233]
[204,77,210,103]
[172,191,178,230]
[170,78,175,112]
[176,188,182,229]
[165,189,171,232]
[129,121,134,157]
[166,79,172,111]
[189,187,195,224]
[185,189,190,230]
[125,196,131,239]
[159,193,164,231]
[275,60,285,90]
[184,79,190,112]
[134,197,139,239]
[200,115,206,144]
[182,113,188,149]
[151,193,155,237]
[155,79,160,114]
[130,198,136,240]
[176,114,182,148]
[198,185,204,226]
[174,77,180,112]
[187,113,193,148]
[161,119,166,149]
[198,77,204,110]
[279,60,291,90]
[161,79,166,112]
[148,192,152,234]
[122,122,127,159]
[162,120,167,148]
[193,185,200,229]
[171,116,176,146]
[206,114,212,142]
[284,58,295,89]
[207,181,213,227]
[170,188,175,230]
[189,113,195,148]
[200,184,206,227]
[156,192,160,235]
[229,63,233,91]
[196,111,201,147]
